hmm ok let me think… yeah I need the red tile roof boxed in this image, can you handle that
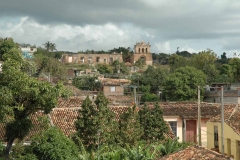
[58,97,84,108]
[0,105,175,142]
[159,145,231,160]
[208,104,240,135]
[145,102,236,119]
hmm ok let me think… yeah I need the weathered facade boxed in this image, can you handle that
[62,53,123,65]
[131,41,152,65]
[99,78,131,96]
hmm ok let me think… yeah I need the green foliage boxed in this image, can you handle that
[190,49,218,83]
[96,64,112,74]
[75,93,117,151]
[0,40,68,157]
[112,60,129,74]
[0,38,17,60]
[160,138,189,156]
[228,58,240,82]
[72,76,101,91]
[43,41,57,52]
[131,66,169,92]
[163,66,206,101]
[31,127,79,160]
[139,103,168,142]
[135,58,145,68]
[176,51,192,57]
[109,47,133,61]
[10,143,38,160]
[168,54,189,72]
[36,55,67,79]
[140,92,159,102]
[152,53,170,65]
[118,106,143,147]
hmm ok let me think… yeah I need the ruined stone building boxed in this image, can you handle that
[61,53,123,65]
[61,41,152,66]
[131,41,152,65]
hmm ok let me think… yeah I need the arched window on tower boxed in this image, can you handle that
[142,48,144,53]
[146,48,148,53]
[138,48,140,53]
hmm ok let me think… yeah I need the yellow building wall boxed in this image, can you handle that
[207,122,240,159]
[197,119,208,147]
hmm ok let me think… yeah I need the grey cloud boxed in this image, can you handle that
[1,0,240,54]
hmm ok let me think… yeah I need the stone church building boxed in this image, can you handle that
[61,41,152,66]
[131,41,152,65]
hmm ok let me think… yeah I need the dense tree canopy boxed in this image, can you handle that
[131,66,169,92]
[75,93,117,151]
[0,40,68,158]
[72,76,101,91]
[163,66,206,101]
[190,49,218,83]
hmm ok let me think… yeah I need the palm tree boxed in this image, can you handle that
[43,41,57,52]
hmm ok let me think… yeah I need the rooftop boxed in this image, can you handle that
[159,145,231,160]
[208,104,240,135]
[145,102,237,119]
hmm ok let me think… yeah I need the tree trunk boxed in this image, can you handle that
[4,137,14,160]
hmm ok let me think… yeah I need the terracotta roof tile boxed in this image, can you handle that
[159,145,231,160]
[0,105,176,142]
[58,97,84,108]
[208,104,240,135]
[145,102,236,119]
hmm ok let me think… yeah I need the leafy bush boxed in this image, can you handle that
[141,92,159,102]
[31,127,80,160]
[160,138,190,156]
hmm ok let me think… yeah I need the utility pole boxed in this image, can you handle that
[221,86,224,154]
[134,86,137,105]
[198,86,201,146]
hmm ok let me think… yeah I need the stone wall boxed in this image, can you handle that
[62,53,123,65]
[103,85,124,96]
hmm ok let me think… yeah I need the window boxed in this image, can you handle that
[227,138,231,157]
[142,48,144,53]
[110,57,113,64]
[68,56,72,63]
[110,86,116,92]
[237,140,240,160]
[88,57,92,63]
[214,126,219,148]
[96,57,100,62]
[80,57,84,63]
[169,121,177,137]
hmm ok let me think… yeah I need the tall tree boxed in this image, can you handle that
[168,54,189,72]
[43,41,57,52]
[190,49,218,83]
[75,93,117,151]
[163,66,206,101]
[139,103,168,142]
[118,106,142,147]
[36,55,67,80]
[0,41,67,159]
[0,38,17,61]
[131,66,169,92]
[228,58,240,82]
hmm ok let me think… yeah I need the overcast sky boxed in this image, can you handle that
[1,0,240,57]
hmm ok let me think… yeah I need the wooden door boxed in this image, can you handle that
[186,120,197,143]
